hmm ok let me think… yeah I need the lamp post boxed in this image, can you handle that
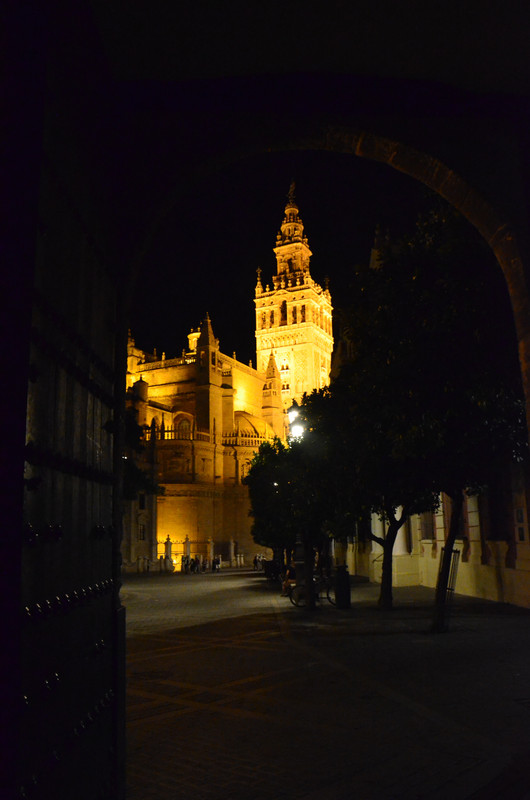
[287,401,351,609]
[287,402,315,608]
[287,400,305,573]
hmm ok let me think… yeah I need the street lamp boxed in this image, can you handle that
[286,401,308,599]
[287,401,305,441]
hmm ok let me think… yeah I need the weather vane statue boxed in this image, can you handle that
[287,180,296,205]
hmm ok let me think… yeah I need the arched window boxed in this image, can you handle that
[280,301,287,325]
[177,418,191,440]
[292,306,297,324]
[270,310,275,326]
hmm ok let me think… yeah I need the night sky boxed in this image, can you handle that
[129,149,435,365]
[79,3,527,370]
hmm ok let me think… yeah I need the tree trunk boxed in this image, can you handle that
[431,489,463,633]
[377,518,401,610]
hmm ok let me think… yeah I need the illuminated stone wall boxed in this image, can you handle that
[156,484,256,567]
[255,187,333,408]
[124,316,283,566]
[345,471,530,609]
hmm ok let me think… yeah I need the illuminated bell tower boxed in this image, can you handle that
[255,183,334,408]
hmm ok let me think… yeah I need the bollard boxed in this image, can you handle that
[335,565,351,609]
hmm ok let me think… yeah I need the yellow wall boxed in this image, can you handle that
[349,491,530,610]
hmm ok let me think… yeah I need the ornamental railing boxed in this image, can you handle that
[221,433,273,448]
[137,354,196,371]
[145,427,206,442]
[144,426,272,448]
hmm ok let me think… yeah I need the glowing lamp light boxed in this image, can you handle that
[287,403,304,440]
[290,423,305,439]
[288,406,299,425]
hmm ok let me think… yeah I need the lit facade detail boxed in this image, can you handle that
[255,183,334,409]
[124,316,286,571]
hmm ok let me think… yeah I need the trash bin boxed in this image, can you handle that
[335,565,351,609]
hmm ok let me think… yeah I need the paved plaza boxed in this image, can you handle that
[122,569,530,799]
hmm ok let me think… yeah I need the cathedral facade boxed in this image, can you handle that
[122,189,333,570]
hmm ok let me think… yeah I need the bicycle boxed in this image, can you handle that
[288,576,336,607]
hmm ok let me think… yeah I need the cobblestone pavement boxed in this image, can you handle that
[123,570,530,799]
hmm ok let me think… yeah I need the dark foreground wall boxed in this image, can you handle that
[4,6,126,797]
[18,165,125,800]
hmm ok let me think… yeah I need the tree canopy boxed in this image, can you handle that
[121,407,162,501]
[244,434,336,563]
[329,200,527,612]
[244,438,296,558]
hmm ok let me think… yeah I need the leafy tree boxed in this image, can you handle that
[300,372,441,610]
[121,407,162,500]
[244,438,296,562]
[330,199,526,618]
[287,431,342,606]
[382,204,526,629]
[245,434,336,608]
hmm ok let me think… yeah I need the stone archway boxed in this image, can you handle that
[312,126,530,427]
[330,128,530,432]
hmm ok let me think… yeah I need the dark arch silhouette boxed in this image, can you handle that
[307,126,530,428]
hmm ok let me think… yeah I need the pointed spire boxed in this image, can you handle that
[265,351,280,380]
[273,182,312,278]
[255,267,263,295]
[278,182,305,246]
[198,313,218,348]
[261,351,284,436]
